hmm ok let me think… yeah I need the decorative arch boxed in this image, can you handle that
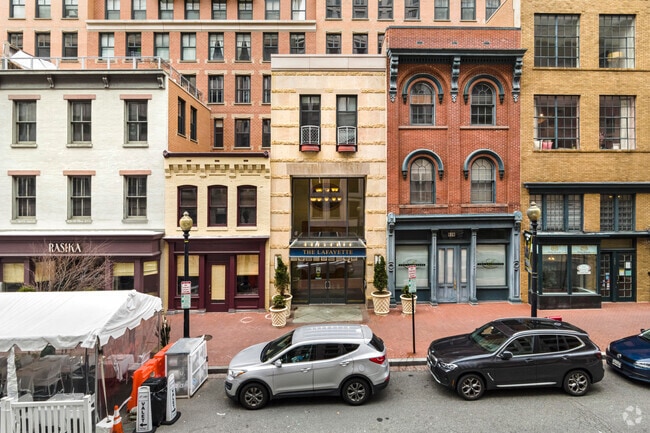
[401,73,444,104]
[463,149,504,179]
[463,75,505,104]
[401,149,444,180]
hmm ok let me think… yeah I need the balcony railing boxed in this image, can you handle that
[336,126,357,152]
[300,125,320,152]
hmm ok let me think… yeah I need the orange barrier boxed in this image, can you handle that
[153,343,173,378]
[127,359,156,411]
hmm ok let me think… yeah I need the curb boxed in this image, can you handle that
[208,357,428,375]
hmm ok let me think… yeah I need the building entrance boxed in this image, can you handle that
[291,259,365,304]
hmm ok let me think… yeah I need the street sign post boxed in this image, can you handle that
[407,265,417,353]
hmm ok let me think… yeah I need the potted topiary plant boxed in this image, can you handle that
[371,255,390,315]
[400,284,417,314]
[269,294,288,327]
[274,256,292,317]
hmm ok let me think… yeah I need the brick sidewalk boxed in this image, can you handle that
[165,302,650,370]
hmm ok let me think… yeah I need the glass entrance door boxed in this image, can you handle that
[599,252,635,302]
[309,260,345,303]
[437,246,469,303]
[291,260,365,304]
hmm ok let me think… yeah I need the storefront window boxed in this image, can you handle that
[2,263,24,291]
[177,255,199,295]
[236,254,259,295]
[143,260,159,295]
[292,177,365,239]
[396,245,429,288]
[541,245,597,294]
[476,244,506,286]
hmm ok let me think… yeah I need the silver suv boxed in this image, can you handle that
[225,324,390,409]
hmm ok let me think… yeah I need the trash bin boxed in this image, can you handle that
[142,377,167,427]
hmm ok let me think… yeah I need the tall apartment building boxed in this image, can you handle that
[520,0,650,308]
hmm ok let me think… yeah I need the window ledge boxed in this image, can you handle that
[11,219,36,224]
[400,204,447,210]
[399,125,448,130]
[236,226,258,230]
[66,218,92,224]
[67,143,92,148]
[122,218,148,224]
[124,143,149,148]
[460,126,509,130]
[11,143,38,148]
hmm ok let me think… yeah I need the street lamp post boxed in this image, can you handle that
[179,211,193,338]
[527,202,541,317]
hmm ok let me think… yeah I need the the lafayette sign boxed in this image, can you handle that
[290,247,365,258]
[48,242,82,253]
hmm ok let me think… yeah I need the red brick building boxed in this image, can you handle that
[385,26,524,303]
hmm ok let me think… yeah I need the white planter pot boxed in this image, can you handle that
[270,307,288,327]
[284,294,293,318]
[371,291,391,315]
[400,294,417,314]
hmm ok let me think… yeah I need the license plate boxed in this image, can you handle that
[612,358,622,368]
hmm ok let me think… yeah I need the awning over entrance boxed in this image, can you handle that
[289,237,366,259]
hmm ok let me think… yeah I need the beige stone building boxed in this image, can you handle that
[270,55,386,305]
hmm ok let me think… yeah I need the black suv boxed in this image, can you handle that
[427,317,604,400]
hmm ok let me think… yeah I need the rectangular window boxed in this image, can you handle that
[13,176,36,220]
[127,33,141,57]
[36,33,50,58]
[263,33,278,61]
[600,96,635,150]
[353,34,368,54]
[238,186,257,226]
[530,194,582,231]
[106,0,120,19]
[190,106,197,141]
[178,98,186,136]
[262,118,271,148]
[461,0,475,20]
[159,0,173,19]
[486,0,499,20]
[290,33,305,54]
[132,0,146,19]
[404,0,419,20]
[601,194,634,231]
[100,33,114,58]
[353,0,367,19]
[378,0,392,19]
[178,186,197,224]
[535,14,580,68]
[185,0,199,19]
[9,32,23,49]
[300,95,320,147]
[212,0,226,19]
[235,119,250,148]
[213,119,224,148]
[15,101,36,144]
[238,0,252,19]
[209,33,224,60]
[236,33,251,61]
[69,176,91,219]
[181,33,196,61]
[600,15,635,69]
[208,75,224,104]
[534,95,580,150]
[125,176,147,218]
[292,0,305,20]
[37,0,51,18]
[70,100,91,143]
[377,33,384,54]
[209,185,227,226]
[236,76,251,103]
[64,0,78,17]
[236,254,259,295]
[126,100,147,143]
[10,0,25,18]
[262,75,271,104]
[326,34,341,54]
[265,0,279,19]
[63,32,78,58]
[154,33,170,60]
[337,95,357,146]
[434,0,449,20]
[326,0,341,19]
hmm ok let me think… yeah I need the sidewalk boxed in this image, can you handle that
[165,302,650,372]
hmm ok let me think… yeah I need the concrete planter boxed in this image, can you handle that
[400,294,417,314]
[371,291,391,315]
[270,306,288,327]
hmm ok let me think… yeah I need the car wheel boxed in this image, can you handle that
[456,374,485,401]
[239,382,269,410]
[563,370,590,396]
[341,378,371,406]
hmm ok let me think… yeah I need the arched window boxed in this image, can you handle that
[410,82,435,125]
[410,158,434,204]
[470,83,495,125]
[470,158,495,203]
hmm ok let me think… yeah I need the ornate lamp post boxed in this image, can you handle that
[179,211,193,338]
[527,202,542,317]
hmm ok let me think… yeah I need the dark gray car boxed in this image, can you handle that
[225,324,390,409]
[427,317,605,400]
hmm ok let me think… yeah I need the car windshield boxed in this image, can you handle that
[470,323,510,352]
[640,329,650,341]
[261,330,295,362]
